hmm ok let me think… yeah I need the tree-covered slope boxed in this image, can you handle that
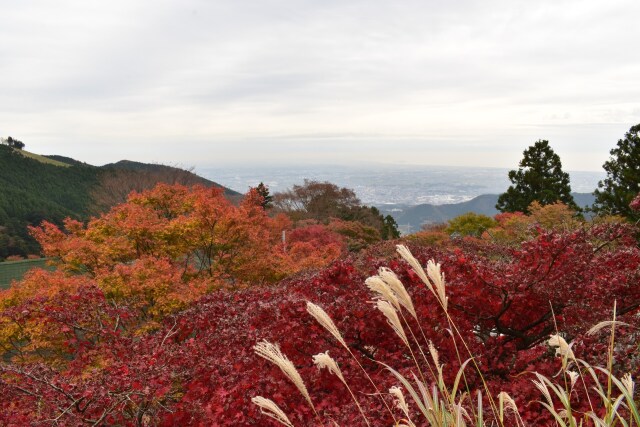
[0,146,239,259]
[0,145,98,257]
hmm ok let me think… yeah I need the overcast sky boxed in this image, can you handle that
[1,0,639,171]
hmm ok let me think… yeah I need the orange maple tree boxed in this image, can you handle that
[0,184,347,364]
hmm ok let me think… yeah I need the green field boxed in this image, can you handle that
[15,149,70,167]
[0,258,54,289]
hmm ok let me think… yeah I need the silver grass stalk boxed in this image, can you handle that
[314,351,372,426]
[498,391,518,414]
[378,267,417,320]
[253,340,315,412]
[251,396,295,427]
[567,370,579,389]
[389,386,411,418]
[587,320,630,335]
[308,305,398,422]
[376,300,409,346]
[428,341,444,383]
[396,245,448,311]
[498,391,526,427]
[396,245,433,292]
[532,373,553,405]
[306,302,348,349]
[548,334,575,362]
[426,260,448,311]
[428,341,440,368]
[452,402,468,427]
[621,373,635,396]
[313,351,345,384]
[365,275,400,309]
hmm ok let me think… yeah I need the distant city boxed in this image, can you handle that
[200,164,605,207]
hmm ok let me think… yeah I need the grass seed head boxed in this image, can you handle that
[426,259,448,311]
[251,396,295,427]
[376,300,409,346]
[306,302,348,349]
[253,340,313,410]
[313,351,345,384]
[396,245,433,292]
[587,320,630,335]
[548,334,575,362]
[366,275,400,310]
[621,373,635,395]
[379,267,417,320]
[389,385,410,416]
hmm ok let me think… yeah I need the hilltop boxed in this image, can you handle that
[0,146,239,259]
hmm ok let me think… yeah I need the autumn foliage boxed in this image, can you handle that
[0,185,639,426]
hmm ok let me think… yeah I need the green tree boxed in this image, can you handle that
[382,214,400,239]
[496,140,577,213]
[273,180,399,242]
[6,136,25,150]
[255,182,273,209]
[592,124,640,222]
[445,212,496,237]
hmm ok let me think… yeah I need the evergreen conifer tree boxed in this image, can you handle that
[593,124,640,221]
[496,140,577,213]
[255,182,273,209]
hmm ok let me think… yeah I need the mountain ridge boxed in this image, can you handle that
[383,192,596,233]
[0,146,239,259]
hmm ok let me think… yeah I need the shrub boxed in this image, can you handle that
[1,220,638,425]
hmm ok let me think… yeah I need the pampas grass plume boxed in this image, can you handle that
[378,267,417,320]
[254,340,314,411]
[548,334,575,361]
[396,245,432,291]
[306,302,348,349]
[251,396,294,427]
[376,300,409,346]
[366,275,399,309]
[313,351,345,384]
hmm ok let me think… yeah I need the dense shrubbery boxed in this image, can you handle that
[1,184,638,425]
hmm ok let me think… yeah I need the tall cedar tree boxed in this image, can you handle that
[254,182,273,209]
[496,140,577,213]
[593,123,640,222]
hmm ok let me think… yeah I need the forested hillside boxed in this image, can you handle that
[0,146,97,258]
[0,146,238,259]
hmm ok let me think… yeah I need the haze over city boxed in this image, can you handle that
[1,0,639,171]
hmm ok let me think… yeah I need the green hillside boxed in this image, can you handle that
[0,145,98,257]
[17,149,71,167]
[0,146,239,260]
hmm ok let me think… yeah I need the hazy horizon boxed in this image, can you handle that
[198,163,605,206]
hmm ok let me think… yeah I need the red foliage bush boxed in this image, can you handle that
[1,223,639,425]
[631,192,640,212]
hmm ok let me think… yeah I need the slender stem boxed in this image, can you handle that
[341,379,371,427]
[343,345,398,424]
